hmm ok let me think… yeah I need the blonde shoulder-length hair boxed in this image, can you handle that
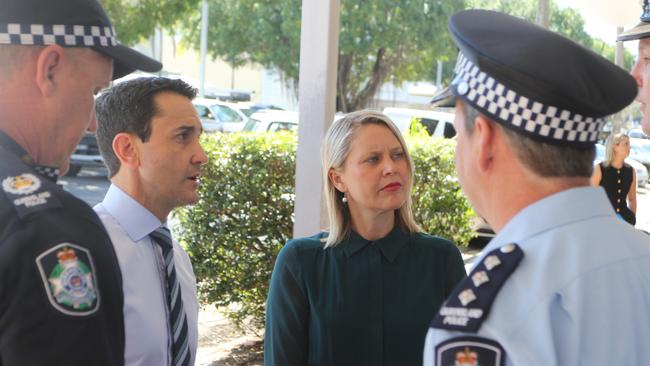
[321,109,422,248]
[603,132,629,167]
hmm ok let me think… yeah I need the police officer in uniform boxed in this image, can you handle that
[0,0,161,364]
[423,10,650,366]
[618,0,650,135]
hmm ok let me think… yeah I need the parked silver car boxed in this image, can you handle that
[193,98,249,133]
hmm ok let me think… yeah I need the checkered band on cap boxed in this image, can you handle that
[452,53,605,145]
[0,23,117,47]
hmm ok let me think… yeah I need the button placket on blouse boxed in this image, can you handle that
[367,241,383,366]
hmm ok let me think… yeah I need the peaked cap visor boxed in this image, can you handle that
[618,22,650,41]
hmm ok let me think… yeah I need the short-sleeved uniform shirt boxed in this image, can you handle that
[0,131,125,366]
[423,187,650,366]
[264,227,466,366]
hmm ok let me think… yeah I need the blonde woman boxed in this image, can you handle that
[264,110,466,366]
[591,133,637,225]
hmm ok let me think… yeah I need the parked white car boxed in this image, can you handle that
[243,111,299,132]
[193,98,249,133]
[382,107,456,138]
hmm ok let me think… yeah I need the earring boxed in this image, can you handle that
[342,196,348,203]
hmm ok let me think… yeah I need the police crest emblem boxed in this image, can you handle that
[2,173,41,195]
[435,336,505,366]
[36,243,100,316]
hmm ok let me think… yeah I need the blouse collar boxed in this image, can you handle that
[341,226,410,263]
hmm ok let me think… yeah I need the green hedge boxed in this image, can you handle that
[176,130,473,331]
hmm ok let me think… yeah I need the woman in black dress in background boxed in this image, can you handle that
[591,133,637,225]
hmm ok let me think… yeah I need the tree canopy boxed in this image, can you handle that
[102,0,634,111]
[470,0,635,69]
[181,0,466,112]
[100,0,200,46]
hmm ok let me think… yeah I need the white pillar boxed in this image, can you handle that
[294,0,340,237]
[199,0,209,97]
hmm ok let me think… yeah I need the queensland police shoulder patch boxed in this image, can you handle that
[434,336,505,366]
[431,243,523,332]
[36,243,100,316]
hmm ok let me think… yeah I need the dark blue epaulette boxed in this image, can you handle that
[0,152,62,219]
[430,243,524,333]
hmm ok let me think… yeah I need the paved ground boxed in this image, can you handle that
[61,167,650,363]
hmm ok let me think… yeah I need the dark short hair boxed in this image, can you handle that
[95,77,197,177]
[461,101,595,178]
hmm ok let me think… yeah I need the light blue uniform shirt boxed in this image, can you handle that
[94,184,199,366]
[424,187,650,365]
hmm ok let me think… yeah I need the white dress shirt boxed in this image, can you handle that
[94,184,198,366]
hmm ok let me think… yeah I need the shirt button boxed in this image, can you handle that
[618,179,621,184]
[617,170,621,174]
[617,208,621,212]
[618,189,622,193]
[617,198,621,203]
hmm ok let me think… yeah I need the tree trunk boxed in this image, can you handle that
[337,54,353,113]
[536,0,550,29]
[337,48,390,113]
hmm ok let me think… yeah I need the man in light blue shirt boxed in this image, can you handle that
[93,77,208,366]
[423,10,650,366]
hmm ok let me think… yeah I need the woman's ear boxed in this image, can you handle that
[112,133,140,169]
[328,168,347,193]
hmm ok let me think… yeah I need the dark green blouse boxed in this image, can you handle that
[264,227,466,366]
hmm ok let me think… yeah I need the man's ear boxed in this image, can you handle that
[34,45,65,97]
[474,115,496,173]
[328,168,347,193]
[112,133,140,168]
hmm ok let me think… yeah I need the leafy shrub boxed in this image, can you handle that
[176,132,296,332]
[176,130,474,331]
[408,135,474,246]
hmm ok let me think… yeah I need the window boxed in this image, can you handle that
[210,105,243,123]
[267,122,297,132]
[443,122,456,138]
[194,105,213,119]
[243,119,261,132]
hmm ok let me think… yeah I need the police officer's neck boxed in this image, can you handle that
[483,169,589,233]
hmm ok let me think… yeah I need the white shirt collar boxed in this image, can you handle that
[100,184,162,243]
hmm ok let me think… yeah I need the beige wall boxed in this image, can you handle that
[159,33,264,102]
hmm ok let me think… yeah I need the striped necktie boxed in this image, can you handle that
[150,226,192,366]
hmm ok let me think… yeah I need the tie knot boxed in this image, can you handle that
[150,226,173,250]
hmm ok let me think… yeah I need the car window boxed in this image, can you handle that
[443,122,456,138]
[240,108,254,118]
[267,122,297,132]
[243,119,261,132]
[194,105,213,119]
[417,118,439,136]
[211,105,243,123]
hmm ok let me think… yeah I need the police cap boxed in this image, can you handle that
[0,0,162,79]
[432,9,637,148]
[618,0,650,41]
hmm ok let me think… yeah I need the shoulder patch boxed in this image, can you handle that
[2,173,62,218]
[431,243,524,332]
[434,336,506,366]
[35,243,100,316]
